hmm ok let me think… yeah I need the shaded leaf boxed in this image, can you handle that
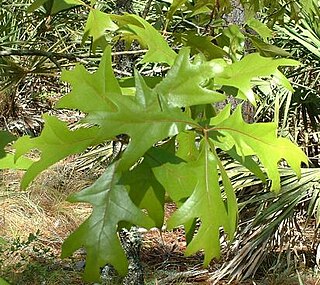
[177,32,229,60]
[61,163,154,281]
[167,141,237,265]
[0,131,16,159]
[248,35,291,57]
[28,0,80,14]
[167,0,187,19]
[176,131,199,161]
[121,151,167,228]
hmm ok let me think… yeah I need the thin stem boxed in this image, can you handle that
[142,0,153,19]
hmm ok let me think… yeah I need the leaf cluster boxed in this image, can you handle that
[0,0,311,283]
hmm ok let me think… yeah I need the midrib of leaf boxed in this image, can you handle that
[98,170,117,242]
[92,111,200,129]
[204,137,214,207]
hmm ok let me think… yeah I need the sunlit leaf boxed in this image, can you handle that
[0,155,33,170]
[57,47,194,171]
[209,105,308,191]
[14,116,100,189]
[82,9,118,52]
[111,14,177,65]
[246,18,272,41]
[155,48,227,107]
[214,53,299,105]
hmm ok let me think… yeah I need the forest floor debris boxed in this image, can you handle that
[1,162,320,284]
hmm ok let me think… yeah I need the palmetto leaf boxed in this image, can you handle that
[212,167,320,282]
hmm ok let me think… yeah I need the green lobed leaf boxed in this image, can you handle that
[57,46,122,113]
[155,48,227,108]
[166,140,237,265]
[214,53,299,105]
[61,163,155,281]
[246,18,273,41]
[14,115,100,189]
[58,47,195,171]
[28,0,80,14]
[0,155,33,170]
[111,14,177,65]
[209,105,308,191]
[167,0,188,19]
[82,9,118,52]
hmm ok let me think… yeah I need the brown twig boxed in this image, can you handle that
[0,49,148,60]
[142,0,153,19]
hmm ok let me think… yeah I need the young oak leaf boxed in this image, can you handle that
[214,53,299,105]
[58,47,195,171]
[166,141,237,265]
[155,48,227,108]
[0,131,32,170]
[209,105,308,191]
[82,9,118,52]
[111,14,177,66]
[13,115,100,189]
[0,155,33,170]
[28,0,80,14]
[56,46,121,113]
[86,72,194,170]
[167,0,188,20]
[61,163,155,282]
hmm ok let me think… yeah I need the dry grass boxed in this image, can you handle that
[1,161,320,284]
[0,161,93,244]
